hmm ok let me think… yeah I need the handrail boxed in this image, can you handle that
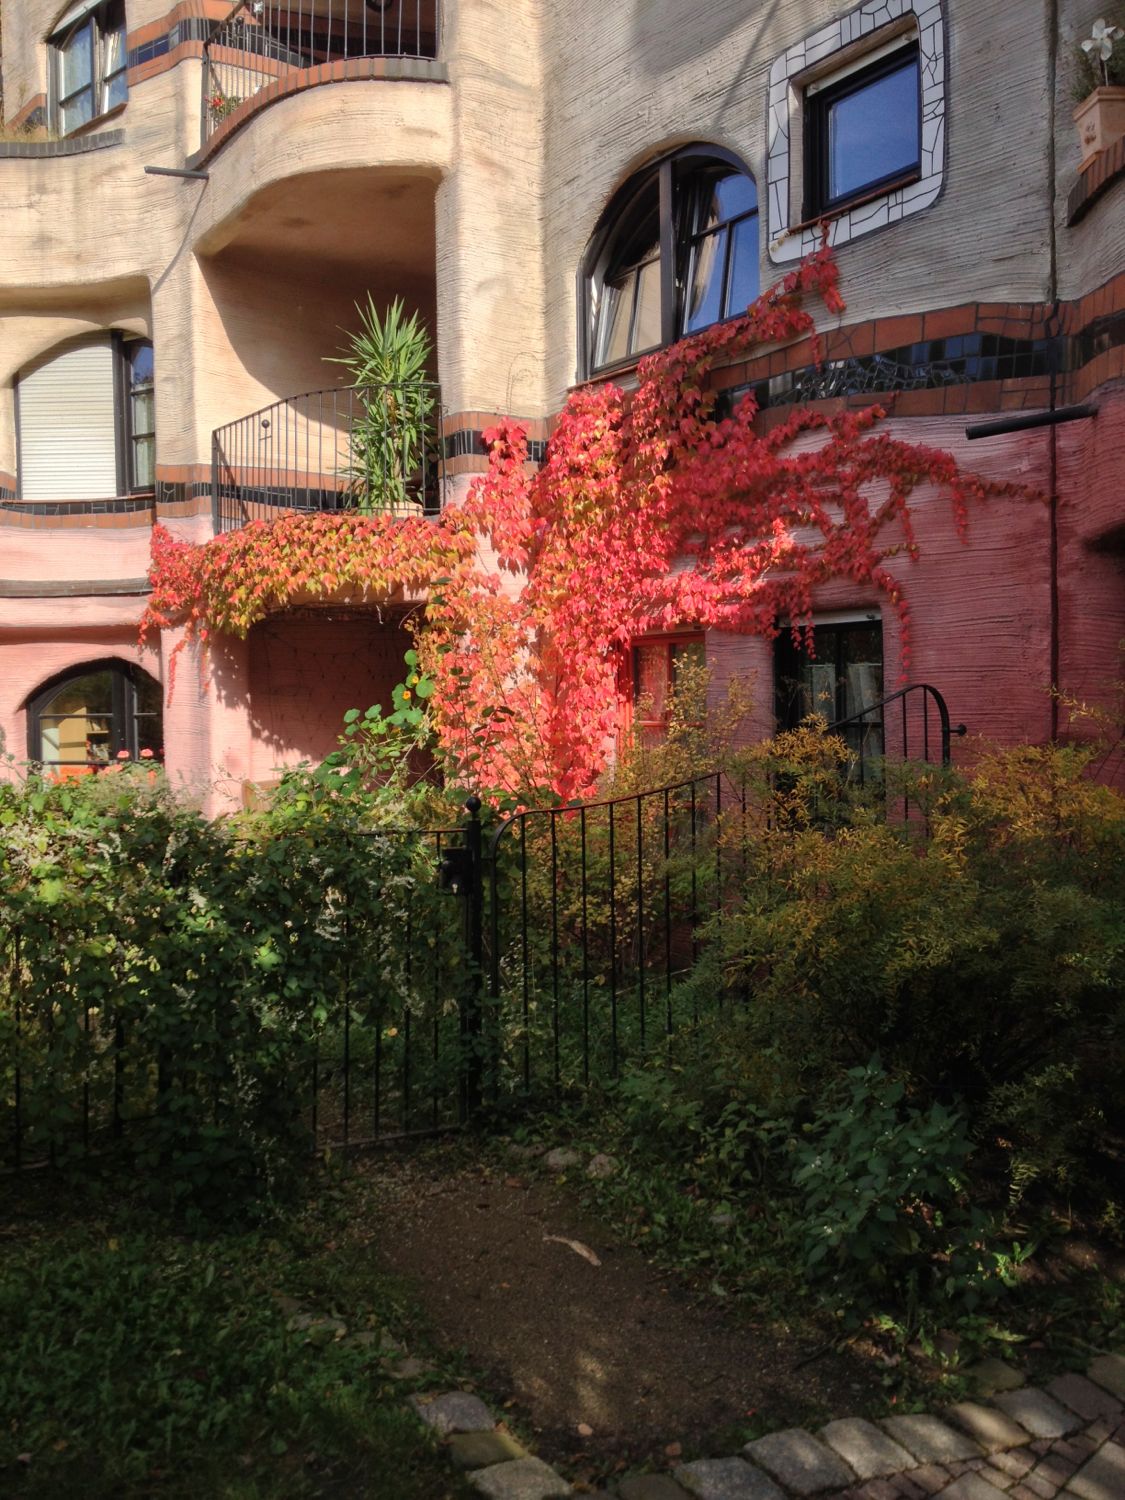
[211,380,446,531]
[827,682,965,767]
[201,0,441,142]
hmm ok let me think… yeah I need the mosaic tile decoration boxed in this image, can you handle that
[767,0,946,264]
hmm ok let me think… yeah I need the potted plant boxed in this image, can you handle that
[326,297,436,516]
[1074,15,1125,163]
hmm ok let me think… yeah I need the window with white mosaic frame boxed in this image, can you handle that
[766,0,946,264]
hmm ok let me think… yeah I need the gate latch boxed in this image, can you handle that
[438,845,474,896]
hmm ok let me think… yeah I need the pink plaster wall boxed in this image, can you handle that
[245,614,413,782]
[0,629,159,771]
[702,413,1070,766]
[0,523,155,582]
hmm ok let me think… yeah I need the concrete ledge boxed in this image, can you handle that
[0,578,151,598]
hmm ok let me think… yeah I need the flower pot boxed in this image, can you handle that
[1073,84,1125,166]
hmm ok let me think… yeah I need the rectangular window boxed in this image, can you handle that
[633,636,706,737]
[775,620,884,760]
[51,0,127,136]
[126,341,155,492]
[805,43,920,215]
[16,334,154,500]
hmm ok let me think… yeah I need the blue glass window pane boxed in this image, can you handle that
[683,229,727,334]
[828,58,919,202]
[632,256,663,353]
[105,68,128,112]
[694,171,757,234]
[61,88,94,133]
[713,172,757,219]
[60,22,94,100]
[130,344,155,385]
[725,214,760,317]
[595,277,632,367]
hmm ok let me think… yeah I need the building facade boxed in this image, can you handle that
[1,0,1122,803]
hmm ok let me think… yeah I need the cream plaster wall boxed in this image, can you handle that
[1,67,452,473]
[435,0,549,416]
[539,0,1058,403]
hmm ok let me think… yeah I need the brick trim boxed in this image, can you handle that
[698,273,1125,421]
[3,94,48,131]
[1067,135,1125,225]
[187,56,449,169]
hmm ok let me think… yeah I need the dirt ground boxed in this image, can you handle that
[365,1147,884,1478]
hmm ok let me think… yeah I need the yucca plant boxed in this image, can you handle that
[326,296,436,514]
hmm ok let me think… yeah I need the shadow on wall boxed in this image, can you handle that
[196,168,439,421]
[244,612,414,768]
[627,0,779,80]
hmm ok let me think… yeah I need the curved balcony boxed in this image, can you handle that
[201,0,441,146]
[211,382,446,533]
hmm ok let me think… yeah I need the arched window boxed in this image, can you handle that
[27,661,163,775]
[582,145,760,377]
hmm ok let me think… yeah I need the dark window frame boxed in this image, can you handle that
[118,336,155,495]
[580,144,760,380]
[26,658,163,770]
[50,0,128,137]
[803,40,922,218]
[774,619,885,760]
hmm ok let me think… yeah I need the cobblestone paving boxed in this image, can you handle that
[405,1349,1125,1499]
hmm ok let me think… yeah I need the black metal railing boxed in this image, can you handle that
[485,775,740,1099]
[201,0,441,141]
[211,382,445,532]
[828,682,965,819]
[3,691,963,1172]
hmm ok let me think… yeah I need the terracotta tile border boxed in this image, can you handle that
[188,55,449,170]
[1068,134,1125,224]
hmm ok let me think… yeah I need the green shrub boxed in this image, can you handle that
[706,737,1125,1216]
[0,763,465,1214]
[791,1061,1014,1320]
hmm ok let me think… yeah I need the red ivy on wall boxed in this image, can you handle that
[143,248,1029,798]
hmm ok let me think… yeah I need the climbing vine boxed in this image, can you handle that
[143,248,1029,798]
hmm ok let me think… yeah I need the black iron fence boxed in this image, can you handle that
[211,382,446,533]
[485,774,738,1100]
[2,687,960,1172]
[0,824,471,1174]
[202,0,441,142]
[831,682,965,820]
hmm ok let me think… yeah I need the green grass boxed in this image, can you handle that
[0,1172,474,1499]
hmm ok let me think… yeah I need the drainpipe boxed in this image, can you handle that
[1047,0,1061,741]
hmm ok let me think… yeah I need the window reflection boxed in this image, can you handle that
[775,621,884,760]
[29,664,164,775]
[587,150,760,374]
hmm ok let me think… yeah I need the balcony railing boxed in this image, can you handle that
[211,382,446,532]
[201,0,441,142]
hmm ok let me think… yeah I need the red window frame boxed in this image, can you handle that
[624,633,706,739]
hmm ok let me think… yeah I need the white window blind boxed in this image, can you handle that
[18,336,119,499]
